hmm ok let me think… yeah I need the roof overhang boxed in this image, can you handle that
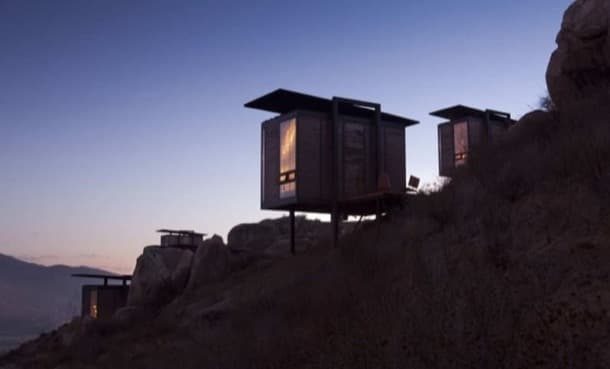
[245,89,419,127]
[430,104,516,125]
[72,273,132,281]
[157,229,206,237]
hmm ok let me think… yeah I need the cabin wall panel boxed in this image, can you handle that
[98,287,128,320]
[319,114,332,203]
[383,125,406,192]
[297,114,322,203]
[439,122,454,177]
[262,121,281,209]
[81,286,94,317]
[488,120,506,142]
[343,120,368,199]
[468,117,484,148]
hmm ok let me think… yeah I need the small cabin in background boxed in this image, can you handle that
[158,229,206,251]
[72,274,131,320]
[430,105,516,177]
[245,89,418,249]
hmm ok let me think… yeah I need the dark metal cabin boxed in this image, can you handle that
[157,229,206,251]
[430,105,516,177]
[245,89,418,250]
[72,274,131,320]
[246,89,419,214]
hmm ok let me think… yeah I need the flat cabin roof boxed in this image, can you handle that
[430,105,516,124]
[245,89,419,127]
[72,273,132,281]
[157,229,206,237]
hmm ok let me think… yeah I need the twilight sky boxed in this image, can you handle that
[0,0,572,273]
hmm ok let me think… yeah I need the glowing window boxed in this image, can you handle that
[280,119,296,198]
[90,290,98,319]
[261,127,266,203]
[454,121,468,167]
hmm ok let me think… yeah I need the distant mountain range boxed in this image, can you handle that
[0,253,110,353]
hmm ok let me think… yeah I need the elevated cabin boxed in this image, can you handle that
[157,229,206,251]
[430,105,516,177]
[245,89,418,249]
[72,274,131,320]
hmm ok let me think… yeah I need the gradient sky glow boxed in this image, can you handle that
[0,0,572,273]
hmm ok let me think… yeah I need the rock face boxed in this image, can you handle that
[127,246,194,307]
[546,0,610,110]
[227,217,329,257]
[227,222,278,253]
[125,218,331,307]
[187,235,231,290]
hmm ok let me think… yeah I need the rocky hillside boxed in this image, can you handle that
[2,1,610,368]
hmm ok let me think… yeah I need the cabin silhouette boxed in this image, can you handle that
[430,105,516,177]
[246,89,419,250]
[72,274,131,320]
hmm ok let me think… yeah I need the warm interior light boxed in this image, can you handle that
[90,290,98,319]
[280,119,296,198]
[454,121,468,166]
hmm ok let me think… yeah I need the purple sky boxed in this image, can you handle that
[0,0,572,273]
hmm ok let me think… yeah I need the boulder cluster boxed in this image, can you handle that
[546,0,610,110]
[122,217,329,313]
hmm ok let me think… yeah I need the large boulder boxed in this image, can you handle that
[506,110,557,143]
[227,217,330,255]
[187,235,231,289]
[546,0,610,110]
[127,246,194,307]
[227,221,278,253]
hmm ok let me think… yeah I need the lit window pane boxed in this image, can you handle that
[90,290,98,319]
[454,122,468,167]
[280,119,296,198]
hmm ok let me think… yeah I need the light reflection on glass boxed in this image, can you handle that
[280,119,296,198]
[454,121,468,167]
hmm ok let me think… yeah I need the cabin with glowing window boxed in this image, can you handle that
[430,105,516,177]
[72,274,131,320]
[245,89,418,247]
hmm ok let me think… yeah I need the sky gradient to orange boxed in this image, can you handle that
[1,0,572,273]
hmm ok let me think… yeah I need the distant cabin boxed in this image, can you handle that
[157,229,206,251]
[430,105,516,177]
[245,89,418,249]
[72,274,131,320]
